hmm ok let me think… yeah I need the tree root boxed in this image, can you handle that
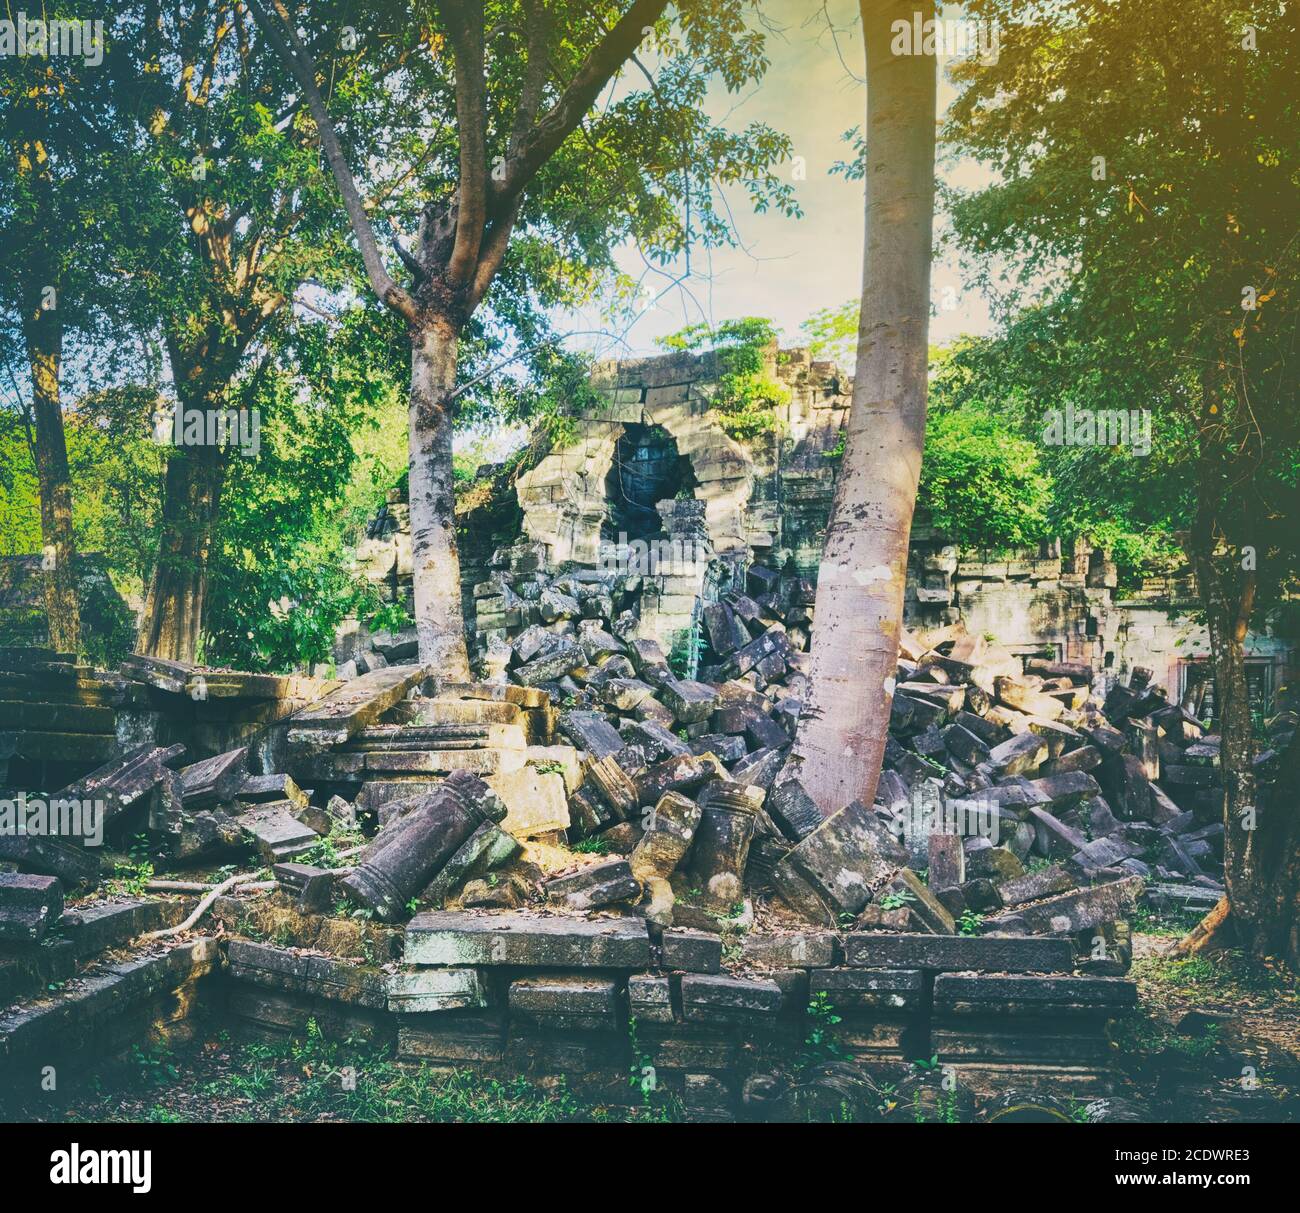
[1170,895,1234,958]
[142,872,260,941]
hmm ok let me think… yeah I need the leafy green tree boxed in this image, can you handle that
[0,0,125,651]
[100,2,357,662]
[250,0,799,675]
[946,0,1300,967]
[918,400,1051,548]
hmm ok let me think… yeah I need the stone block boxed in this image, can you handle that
[844,933,1074,972]
[404,912,651,969]
[545,859,641,911]
[809,967,924,1013]
[982,876,1145,936]
[739,931,836,969]
[508,975,620,1031]
[387,968,490,1013]
[771,799,906,925]
[933,973,1138,1017]
[681,973,782,1025]
[662,928,722,973]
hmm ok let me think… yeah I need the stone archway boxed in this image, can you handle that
[515,399,752,567]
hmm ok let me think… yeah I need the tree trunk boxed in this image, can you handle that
[136,406,226,664]
[1182,458,1298,972]
[408,318,472,679]
[791,0,937,816]
[23,285,81,654]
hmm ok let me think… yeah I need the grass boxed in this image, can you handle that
[59,1021,682,1124]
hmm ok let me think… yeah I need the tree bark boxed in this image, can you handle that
[136,356,228,664]
[792,0,937,816]
[1183,444,1298,972]
[22,279,81,653]
[136,441,225,663]
[409,318,471,678]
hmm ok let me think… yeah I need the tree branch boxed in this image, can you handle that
[246,0,419,323]
[492,0,668,206]
[438,0,489,289]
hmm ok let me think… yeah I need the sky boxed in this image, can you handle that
[561,0,998,362]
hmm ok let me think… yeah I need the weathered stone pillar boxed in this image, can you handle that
[341,771,505,920]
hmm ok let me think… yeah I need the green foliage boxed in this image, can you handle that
[918,396,1052,547]
[658,317,790,440]
[957,910,984,936]
[368,601,413,636]
[876,888,915,912]
[800,993,844,1067]
[945,0,1300,607]
[801,299,859,371]
[204,308,408,672]
[571,836,610,856]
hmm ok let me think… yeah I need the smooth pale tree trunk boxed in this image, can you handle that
[792,0,937,816]
[23,282,81,653]
[409,318,472,679]
[137,390,226,663]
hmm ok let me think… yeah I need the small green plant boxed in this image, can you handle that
[108,857,154,898]
[958,910,984,936]
[800,992,844,1067]
[530,759,565,776]
[877,888,916,912]
[130,1044,180,1087]
[572,836,610,855]
[823,430,846,459]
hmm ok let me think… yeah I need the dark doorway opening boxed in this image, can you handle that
[603,424,697,543]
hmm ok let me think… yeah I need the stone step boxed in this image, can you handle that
[408,699,524,727]
[0,873,63,943]
[358,747,526,776]
[933,973,1138,1018]
[226,939,387,1010]
[346,722,526,752]
[0,938,219,1068]
[434,681,549,710]
[404,911,651,969]
[844,933,1075,972]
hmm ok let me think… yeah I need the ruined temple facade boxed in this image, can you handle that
[365,345,1295,710]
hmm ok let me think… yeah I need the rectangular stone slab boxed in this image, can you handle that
[681,973,782,1024]
[844,933,1074,972]
[809,967,924,1013]
[179,747,249,809]
[983,875,1145,935]
[507,975,620,1031]
[740,931,836,969]
[287,665,425,748]
[404,912,651,969]
[236,803,319,862]
[386,968,489,1013]
[226,939,388,1009]
[933,973,1138,1017]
